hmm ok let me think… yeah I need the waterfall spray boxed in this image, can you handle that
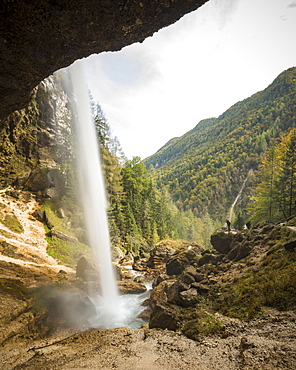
[60,60,119,327]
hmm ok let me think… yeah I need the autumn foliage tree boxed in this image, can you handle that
[249,129,296,223]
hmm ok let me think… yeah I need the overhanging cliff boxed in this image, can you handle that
[0,0,208,120]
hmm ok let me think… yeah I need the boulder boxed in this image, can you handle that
[51,229,78,244]
[133,261,147,271]
[76,256,97,280]
[56,208,65,219]
[167,282,206,308]
[45,187,60,198]
[119,253,134,266]
[191,282,210,294]
[149,302,181,331]
[166,244,202,275]
[167,281,183,305]
[24,169,48,192]
[181,265,204,283]
[166,257,185,276]
[137,307,152,321]
[167,278,195,306]
[198,253,221,266]
[32,208,44,222]
[227,244,252,261]
[149,279,176,310]
[152,273,171,288]
[43,210,54,229]
[147,242,176,269]
[141,298,150,307]
[179,270,196,286]
[210,231,235,254]
[284,239,296,251]
[165,265,207,306]
[133,276,145,284]
[253,220,275,233]
[117,280,147,294]
[179,288,199,307]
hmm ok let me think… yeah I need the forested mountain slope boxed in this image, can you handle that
[144,67,296,222]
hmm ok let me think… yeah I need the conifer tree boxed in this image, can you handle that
[249,129,296,223]
[277,128,296,218]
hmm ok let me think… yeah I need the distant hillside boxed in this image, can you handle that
[144,67,296,222]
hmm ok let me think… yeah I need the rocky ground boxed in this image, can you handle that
[0,189,296,369]
[1,309,296,369]
[0,188,73,273]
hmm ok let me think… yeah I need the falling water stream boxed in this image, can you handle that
[228,169,253,223]
[60,60,149,329]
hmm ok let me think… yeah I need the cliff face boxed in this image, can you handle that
[0,0,208,119]
[0,92,40,188]
[0,76,73,188]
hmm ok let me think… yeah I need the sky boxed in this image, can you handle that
[83,0,296,160]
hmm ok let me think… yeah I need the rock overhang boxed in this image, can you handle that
[0,0,208,120]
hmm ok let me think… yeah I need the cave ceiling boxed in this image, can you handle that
[0,0,208,120]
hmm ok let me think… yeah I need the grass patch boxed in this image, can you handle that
[41,198,89,267]
[41,198,85,241]
[45,226,89,268]
[0,213,24,233]
[41,200,71,235]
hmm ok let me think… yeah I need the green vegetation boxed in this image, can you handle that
[249,128,296,223]
[211,226,296,320]
[0,229,15,239]
[0,213,24,233]
[44,68,295,256]
[144,67,296,234]
[11,68,294,267]
[181,309,224,340]
[92,101,194,254]
[0,92,40,188]
[41,200,89,268]
[46,234,89,268]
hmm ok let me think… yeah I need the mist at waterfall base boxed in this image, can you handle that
[60,60,149,330]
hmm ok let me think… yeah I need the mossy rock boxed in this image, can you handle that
[166,245,202,276]
[210,231,234,254]
[181,310,224,340]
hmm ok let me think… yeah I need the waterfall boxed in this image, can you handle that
[60,60,119,328]
[228,169,253,223]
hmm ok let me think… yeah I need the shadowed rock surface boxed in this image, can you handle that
[0,0,208,119]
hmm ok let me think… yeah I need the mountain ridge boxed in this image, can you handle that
[144,67,296,221]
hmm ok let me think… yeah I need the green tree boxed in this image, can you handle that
[277,128,296,218]
[249,129,296,223]
[249,146,280,222]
